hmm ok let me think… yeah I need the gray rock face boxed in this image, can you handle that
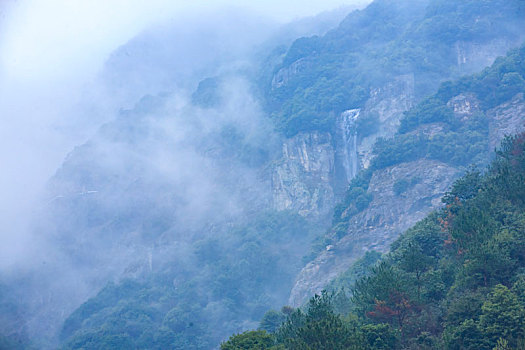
[287,90,525,306]
[408,123,445,138]
[366,74,416,131]
[271,132,335,218]
[288,159,460,306]
[271,75,415,220]
[358,74,415,169]
[488,93,525,150]
[271,58,311,89]
[447,93,481,121]
[444,91,525,151]
[455,38,521,74]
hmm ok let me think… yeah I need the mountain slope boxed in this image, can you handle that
[290,44,525,306]
[225,131,525,349]
[52,2,525,348]
[264,0,525,137]
[265,0,525,222]
[2,1,524,349]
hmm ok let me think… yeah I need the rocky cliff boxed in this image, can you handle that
[271,74,415,220]
[289,159,460,306]
[455,38,523,75]
[288,88,525,306]
[271,132,335,219]
[357,74,415,169]
[488,93,525,150]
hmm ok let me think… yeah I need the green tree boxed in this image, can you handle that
[360,323,399,350]
[276,292,363,350]
[493,338,512,350]
[221,330,277,350]
[479,284,525,348]
[443,319,488,350]
[399,242,433,301]
[352,263,415,329]
[259,310,286,333]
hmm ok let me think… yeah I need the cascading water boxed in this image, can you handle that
[337,109,360,183]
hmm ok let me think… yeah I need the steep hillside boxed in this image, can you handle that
[265,0,524,136]
[2,1,524,349]
[291,44,525,306]
[265,0,525,221]
[16,78,302,348]
[51,2,525,348]
[223,131,525,349]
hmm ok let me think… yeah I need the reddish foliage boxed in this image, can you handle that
[367,299,399,320]
[366,291,416,328]
[439,197,463,255]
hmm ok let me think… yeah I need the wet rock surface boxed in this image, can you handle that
[289,159,460,306]
[271,132,335,219]
[488,93,525,150]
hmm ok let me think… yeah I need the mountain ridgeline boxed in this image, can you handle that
[265,0,524,137]
[1,0,524,349]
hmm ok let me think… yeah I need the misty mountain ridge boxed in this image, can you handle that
[1,0,524,349]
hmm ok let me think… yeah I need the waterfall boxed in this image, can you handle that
[337,109,360,183]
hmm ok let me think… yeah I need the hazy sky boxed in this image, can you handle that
[0,0,369,83]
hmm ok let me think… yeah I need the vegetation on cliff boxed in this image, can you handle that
[59,211,316,349]
[373,44,525,170]
[265,0,524,137]
[223,133,525,349]
[13,1,522,349]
